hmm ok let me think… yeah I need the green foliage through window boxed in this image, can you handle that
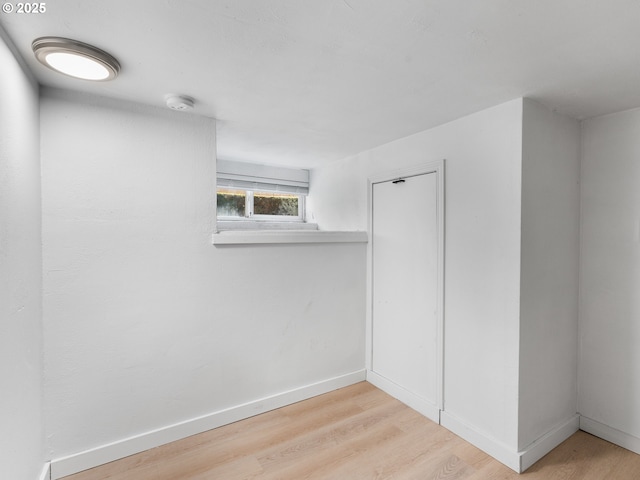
[254,192,298,216]
[217,188,300,218]
[217,189,245,217]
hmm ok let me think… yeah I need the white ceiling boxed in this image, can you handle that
[2,0,640,168]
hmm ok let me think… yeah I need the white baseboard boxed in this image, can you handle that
[519,414,579,471]
[580,415,640,456]
[39,462,51,480]
[440,411,520,472]
[50,370,366,479]
[366,370,440,424]
[440,412,579,473]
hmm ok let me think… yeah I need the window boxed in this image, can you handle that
[217,187,304,221]
[216,159,315,230]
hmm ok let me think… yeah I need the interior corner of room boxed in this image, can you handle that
[2,3,640,479]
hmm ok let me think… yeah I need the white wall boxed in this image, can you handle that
[0,30,44,480]
[579,107,640,450]
[311,99,524,451]
[519,99,580,450]
[41,89,366,463]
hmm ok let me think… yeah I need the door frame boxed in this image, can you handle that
[366,159,445,422]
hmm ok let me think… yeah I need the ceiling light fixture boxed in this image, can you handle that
[32,37,120,81]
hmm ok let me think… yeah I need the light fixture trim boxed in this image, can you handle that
[32,37,120,81]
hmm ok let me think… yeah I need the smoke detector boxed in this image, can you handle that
[165,95,194,112]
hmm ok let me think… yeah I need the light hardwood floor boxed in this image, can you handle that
[63,382,640,479]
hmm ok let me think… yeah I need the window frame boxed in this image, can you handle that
[216,187,306,223]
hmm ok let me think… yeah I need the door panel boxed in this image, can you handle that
[372,172,438,404]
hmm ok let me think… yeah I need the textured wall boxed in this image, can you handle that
[580,107,640,445]
[519,99,580,450]
[0,29,44,480]
[41,89,366,459]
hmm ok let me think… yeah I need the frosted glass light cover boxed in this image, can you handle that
[45,52,110,80]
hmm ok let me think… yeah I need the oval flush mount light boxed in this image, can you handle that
[32,37,120,81]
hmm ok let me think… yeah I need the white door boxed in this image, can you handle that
[371,171,440,412]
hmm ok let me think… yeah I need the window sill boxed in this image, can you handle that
[212,230,368,245]
[216,220,318,231]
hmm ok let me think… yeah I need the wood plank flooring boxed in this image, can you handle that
[63,382,640,479]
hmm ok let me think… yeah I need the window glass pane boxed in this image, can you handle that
[217,188,245,217]
[254,191,299,216]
